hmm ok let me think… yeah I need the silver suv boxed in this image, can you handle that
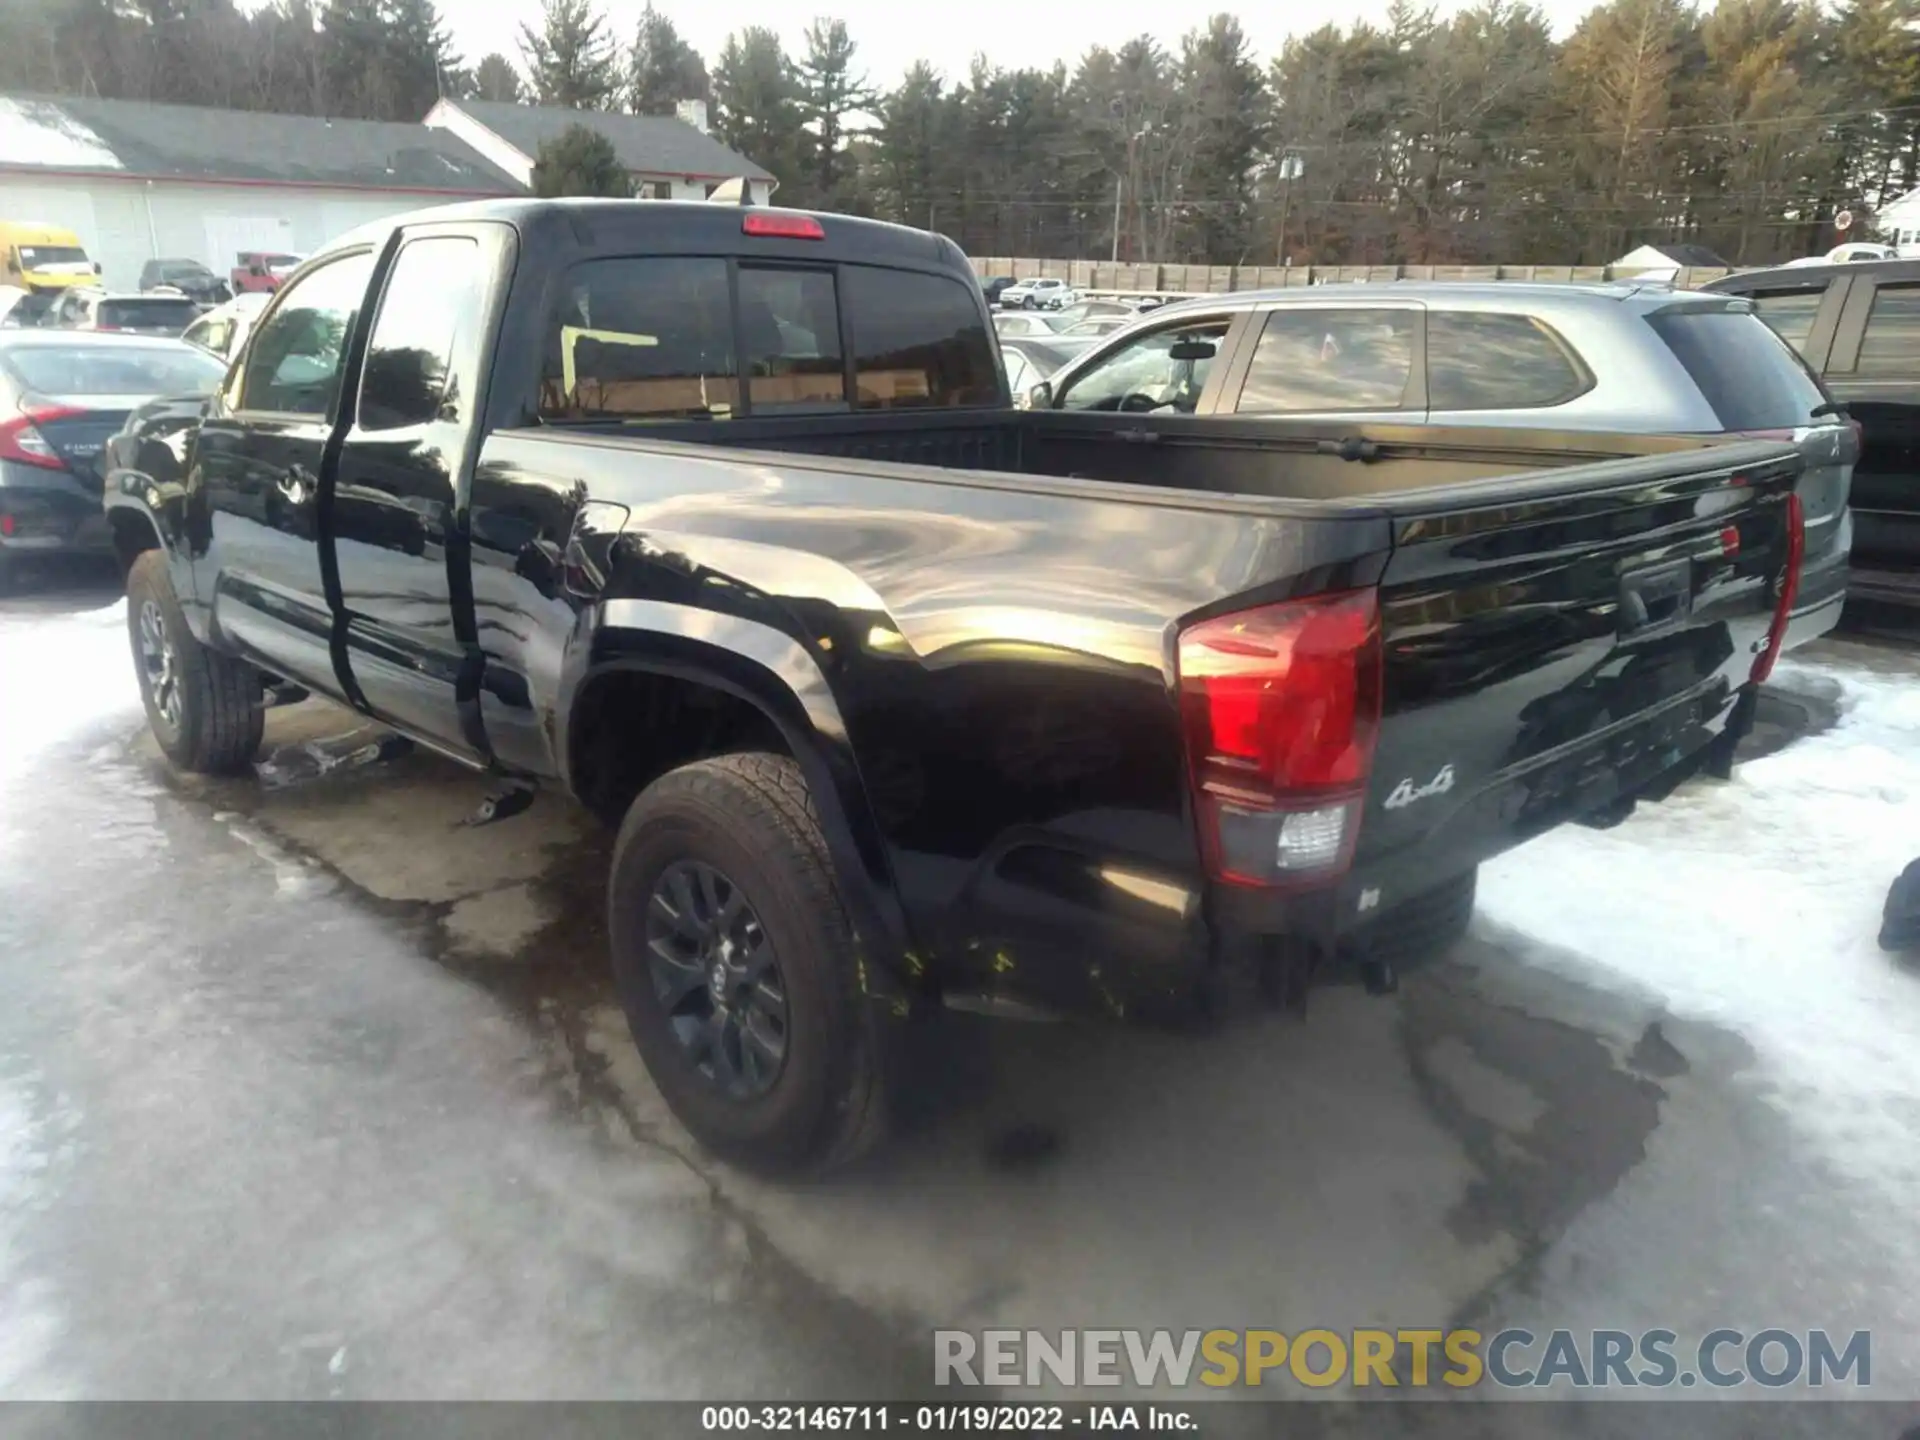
[1031,282,1855,648]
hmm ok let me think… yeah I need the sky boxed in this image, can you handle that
[440,0,1599,93]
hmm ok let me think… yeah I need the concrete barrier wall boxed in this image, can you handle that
[970,258,1741,290]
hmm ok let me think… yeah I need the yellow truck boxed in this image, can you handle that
[0,221,101,321]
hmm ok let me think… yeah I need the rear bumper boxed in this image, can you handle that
[1211,679,1746,970]
[1784,538,1850,649]
[0,463,111,558]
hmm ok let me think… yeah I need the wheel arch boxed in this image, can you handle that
[559,600,918,994]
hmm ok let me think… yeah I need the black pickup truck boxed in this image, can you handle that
[103,200,1805,1170]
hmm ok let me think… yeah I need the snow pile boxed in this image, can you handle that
[0,601,138,784]
[1480,655,1920,1198]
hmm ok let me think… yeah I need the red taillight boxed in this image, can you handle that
[1720,525,1741,558]
[742,211,825,240]
[1177,588,1383,889]
[1750,492,1804,686]
[0,404,82,470]
[0,513,13,535]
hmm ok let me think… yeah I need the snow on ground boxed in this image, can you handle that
[0,601,137,785]
[1479,653,1920,1204]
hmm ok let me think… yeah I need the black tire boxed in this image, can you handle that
[608,752,887,1173]
[126,550,264,774]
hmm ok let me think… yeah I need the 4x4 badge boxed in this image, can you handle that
[1385,764,1455,810]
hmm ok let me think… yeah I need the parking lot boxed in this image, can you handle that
[3,563,1920,1432]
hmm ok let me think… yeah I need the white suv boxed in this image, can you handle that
[1001,277,1077,311]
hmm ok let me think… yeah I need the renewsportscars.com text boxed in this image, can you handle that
[933,1328,1872,1391]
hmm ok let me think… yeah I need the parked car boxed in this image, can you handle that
[979,275,1018,307]
[1032,281,1853,650]
[1707,258,1920,615]
[106,199,1803,1172]
[1002,276,1076,310]
[0,332,224,588]
[181,290,271,361]
[996,334,1078,378]
[47,287,200,337]
[232,250,304,294]
[139,257,233,306]
[1056,314,1132,340]
[993,311,1063,339]
[1782,243,1896,268]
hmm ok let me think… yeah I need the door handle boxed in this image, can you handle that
[277,467,314,505]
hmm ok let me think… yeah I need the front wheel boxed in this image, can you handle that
[607,752,888,1173]
[126,550,263,774]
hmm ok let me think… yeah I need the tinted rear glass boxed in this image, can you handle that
[100,298,198,330]
[2,342,225,396]
[542,258,997,421]
[840,265,998,409]
[1645,308,1829,430]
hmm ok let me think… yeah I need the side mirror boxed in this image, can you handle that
[1023,380,1053,410]
[1168,340,1217,362]
[92,261,102,275]
[249,264,265,278]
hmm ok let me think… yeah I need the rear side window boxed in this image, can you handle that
[1236,309,1414,413]
[840,266,998,409]
[1645,308,1830,430]
[1746,287,1828,353]
[99,298,197,331]
[1857,284,1920,374]
[541,256,738,421]
[1427,312,1589,410]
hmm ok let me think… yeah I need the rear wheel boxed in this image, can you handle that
[126,550,263,774]
[608,752,887,1173]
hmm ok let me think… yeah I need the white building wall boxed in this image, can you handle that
[0,174,496,289]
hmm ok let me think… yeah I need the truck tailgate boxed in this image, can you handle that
[1347,439,1802,910]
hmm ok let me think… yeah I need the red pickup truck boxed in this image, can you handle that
[230,251,303,295]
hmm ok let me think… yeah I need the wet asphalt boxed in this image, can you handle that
[1,560,1918,1436]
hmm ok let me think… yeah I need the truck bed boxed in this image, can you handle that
[471,409,1799,1015]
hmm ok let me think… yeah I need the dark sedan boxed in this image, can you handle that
[0,332,225,589]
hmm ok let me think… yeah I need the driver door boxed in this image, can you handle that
[1029,313,1247,485]
[188,249,376,696]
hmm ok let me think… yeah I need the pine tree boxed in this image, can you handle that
[870,61,954,229]
[794,19,873,208]
[711,27,800,192]
[472,51,524,103]
[1180,15,1269,262]
[532,122,631,194]
[518,0,618,110]
[627,3,707,115]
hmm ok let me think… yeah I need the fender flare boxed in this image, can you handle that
[558,598,919,997]
[102,470,187,561]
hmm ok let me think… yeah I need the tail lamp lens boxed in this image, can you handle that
[1750,492,1804,686]
[1177,589,1383,888]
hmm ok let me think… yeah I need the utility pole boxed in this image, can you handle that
[1275,151,1303,266]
